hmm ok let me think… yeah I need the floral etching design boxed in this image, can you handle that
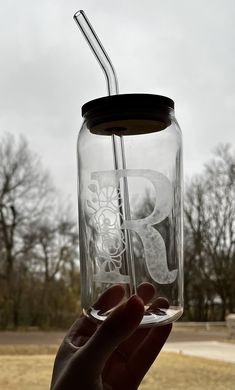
[87,183,129,284]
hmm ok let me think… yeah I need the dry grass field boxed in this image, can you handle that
[0,345,234,390]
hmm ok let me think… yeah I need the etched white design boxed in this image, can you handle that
[87,181,130,284]
[87,169,178,285]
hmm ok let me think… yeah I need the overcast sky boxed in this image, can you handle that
[0,0,234,206]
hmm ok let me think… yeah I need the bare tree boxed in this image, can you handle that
[0,133,81,329]
[28,207,79,326]
[184,144,235,320]
[0,133,54,327]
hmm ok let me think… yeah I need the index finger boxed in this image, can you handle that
[93,284,126,312]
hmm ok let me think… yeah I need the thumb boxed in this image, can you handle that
[77,295,144,374]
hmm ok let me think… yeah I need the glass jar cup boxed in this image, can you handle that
[77,94,183,327]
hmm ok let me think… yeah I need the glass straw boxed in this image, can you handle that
[74,10,136,294]
[74,10,119,95]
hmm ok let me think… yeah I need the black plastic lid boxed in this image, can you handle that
[82,94,175,136]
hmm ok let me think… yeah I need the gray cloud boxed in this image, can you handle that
[0,0,234,205]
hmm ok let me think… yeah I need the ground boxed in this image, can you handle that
[0,325,234,390]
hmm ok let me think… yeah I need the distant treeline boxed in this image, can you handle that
[0,134,80,329]
[0,134,234,329]
[183,143,235,321]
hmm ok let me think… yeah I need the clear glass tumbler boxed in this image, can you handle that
[77,94,183,326]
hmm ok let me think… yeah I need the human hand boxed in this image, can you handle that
[50,284,172,390]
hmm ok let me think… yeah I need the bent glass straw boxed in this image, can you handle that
[73,10,119,96]
[73,10,136,294]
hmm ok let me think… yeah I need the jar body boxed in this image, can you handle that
[77,97,183,327]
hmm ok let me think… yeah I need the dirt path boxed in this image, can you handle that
[0,326,230,345]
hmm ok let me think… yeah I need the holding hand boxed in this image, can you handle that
[50,284,172,390]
